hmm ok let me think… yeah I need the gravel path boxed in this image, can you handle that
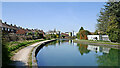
[10,40,49,66]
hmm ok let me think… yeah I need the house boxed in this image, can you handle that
[16,29,26,35]
[87,35,110,41]
[87,35,100,40]
[46,29,60,35]
[65,32,72,37]
[102,35,110,41]
[61,33,69,38]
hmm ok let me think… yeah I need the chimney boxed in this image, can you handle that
[11,24,12,26]
[5,22,7,24]
[14,25,16,27]
[0,19,2,27]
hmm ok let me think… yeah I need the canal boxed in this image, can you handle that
[36,39,119,66]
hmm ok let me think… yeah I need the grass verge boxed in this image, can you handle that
[73,39,120,45]
[9,39,44,57]
[2,39,44,66]
[28,43,40,67]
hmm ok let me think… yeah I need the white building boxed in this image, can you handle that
[87,35,100,40]
[87,45,110,53]
[87,35,110,41]
[102,47,110,53]
[87,45,100,52]
[102,35,110,41]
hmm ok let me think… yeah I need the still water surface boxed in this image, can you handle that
[36,39,119,66]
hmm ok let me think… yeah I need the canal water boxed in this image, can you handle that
[36,39,119,66]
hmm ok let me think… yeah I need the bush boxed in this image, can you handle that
[8,40,43,52]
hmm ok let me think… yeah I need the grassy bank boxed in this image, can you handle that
[9,39,44,57]
[73,39,120,49]
[2,39,44,66]
[28,42,40,67]
[74,39,120,45]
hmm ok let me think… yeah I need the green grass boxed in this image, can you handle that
[2,39,45,66]
[74,39,120,45]
[6,39,44,60]
[28,43,40,67]
[6,39,45,67]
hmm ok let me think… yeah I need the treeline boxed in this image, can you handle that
[96,1,120,43]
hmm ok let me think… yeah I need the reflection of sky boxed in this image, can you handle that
[36,40,112,66]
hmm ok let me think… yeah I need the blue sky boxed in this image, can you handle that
[2,2,105,32]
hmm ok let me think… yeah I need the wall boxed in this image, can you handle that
[87,35,100,40]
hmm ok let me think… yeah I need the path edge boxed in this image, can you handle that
[32,39,56,67]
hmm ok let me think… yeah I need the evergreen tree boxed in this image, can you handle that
[97,1,120,42]
[79,27,84,32]
[77,27,84,39]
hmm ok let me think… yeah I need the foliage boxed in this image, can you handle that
[45,34,57,39]
[97,1,120,42]
[7,40,42,52]
[77,27,91,40]
[79,30,91,40]
[96,49,119,66]
[77,43,90,55]
[77,27,84,39]
[2,38,11,66]
[79,27,84,32]
[76,32,80,39]
[94,30,99,35]
[26,32,33,35]
[2,39,44,66]
[61,35,65,38]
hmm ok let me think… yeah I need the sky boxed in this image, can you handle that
[2,2,105,32]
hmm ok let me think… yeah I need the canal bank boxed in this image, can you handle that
[9,39,56,67]
[73,39,120,49]
[32,39,56,67]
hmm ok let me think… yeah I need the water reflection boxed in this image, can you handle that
[87,45,111,53]
[36,39,119,66]
[96,49,119,66]
[76,42,119,66]
[77,44,90,55]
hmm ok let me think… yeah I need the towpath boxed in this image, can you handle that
[10,40,50,66]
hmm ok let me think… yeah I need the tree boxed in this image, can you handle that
[79,27,84,32]
[77,27,91,39]
[77,27,84,39]
[76,32,80,39]
[79,30,91,40]
[77,43,90,55]
[97,1,120,43]
[96,49,119,66]
[26,32,33,35]
[94,30,99,35]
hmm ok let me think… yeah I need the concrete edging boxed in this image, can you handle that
[32,39,56,67]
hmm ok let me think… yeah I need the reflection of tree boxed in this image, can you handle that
[96,49,119,66]
[77,43,90,55]
[61,40,69,43]
[45,41,57,47]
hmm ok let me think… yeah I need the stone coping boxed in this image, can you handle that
[32,39,56,67]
